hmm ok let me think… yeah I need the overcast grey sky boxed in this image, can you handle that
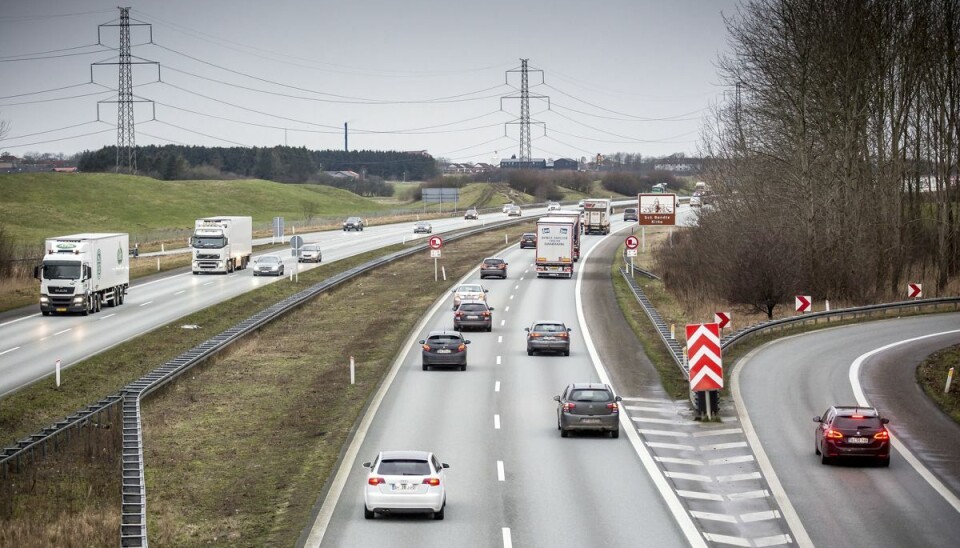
[0,0,740,163]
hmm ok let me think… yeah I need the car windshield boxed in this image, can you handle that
[522,233,535,238]
[347,217,360,222]
[570,389,612,402]
[625,209,637,213]
[835,416,883,429]
[484,259,503,265]
[458,285,482,293]
[192,235,226,249]
[302,245,319,251]
[42,261,82,280]
[533,323,566,333]
[459,304,486,312]
[259,256,280,264]
[377,459,431,476]
[427,335,462,345]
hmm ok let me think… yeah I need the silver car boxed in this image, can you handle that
[298,244,322,263]
[555,383,622,438]
[526,320,571,356]
[252,255,284,276]
[451,283,488,309]
[363,450,449,519]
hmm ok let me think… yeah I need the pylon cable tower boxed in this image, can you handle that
[501,58,548,162]
[92,7,157,173]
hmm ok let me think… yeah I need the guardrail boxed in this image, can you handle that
[0,214,536,547]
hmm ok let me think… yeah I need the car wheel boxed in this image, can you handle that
[878,457,890,468]
[527,350,533,356]
[486,325,492,332]
[814,440,821,455]
[364,505,374,519]
[460,363,466,371]
[611,429,620,439]
[563,350,570,357]
[422,362,428,371]
[560,428,569,438]
[820,451,831,465]
[433,504,445,520]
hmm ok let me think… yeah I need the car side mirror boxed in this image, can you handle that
[813,416,822,423]
[484,289,489,292]
[488,307,495,311]
[418,340,426,344]
[441,463,450,469]
[553,395,561,402]
[615,396,622,402]
[881,418,890,424]
[362,462,372,468]
[524,327,530,332]
[464,340,471,344]
[566,328,572,332]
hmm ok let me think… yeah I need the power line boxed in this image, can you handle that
[0,88,113,107]
[3,120,103,141]
[0,43,110,61]
[0,9,115,22]
[550,101,706,122]
[438,135,516,156]
[0,124,115,149]
[0,81,98,100]
[150,119,251,147]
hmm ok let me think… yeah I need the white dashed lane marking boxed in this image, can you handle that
[495,381,500,392]
[139,301,153,307]
[502,528,512,548]
[677,490,724,501]
[646,442,695,451]
[496,356,501,365]
[497,461,505,481]
[692,428,743,437]
[717,472,762,482]
[494,415,500,429]
[690,511,736,523]
[174,290,185,295]
[99,313,115,320]
[0,347,20,356]
[655,457,704,466]
[53,329,71,336]
[497,336,503,343]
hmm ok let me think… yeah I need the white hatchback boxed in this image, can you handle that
[363,450,448,519]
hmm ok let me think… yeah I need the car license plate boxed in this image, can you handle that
[848,437,869,444]
[436,349,451,354]
[392,483,416,491]
[581,418,601,424]
[544,336,556,341]
[56,308,67,312]
[467,315,479,320]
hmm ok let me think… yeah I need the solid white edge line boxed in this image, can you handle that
[99,313,115,320]
[732,341,815,548]
[0,346,20,356]
[576,225,708,548]
[0,313,41,328]
[303,240,515,547]
[849,329,960,515]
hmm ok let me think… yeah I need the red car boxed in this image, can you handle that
[814,406,891,466]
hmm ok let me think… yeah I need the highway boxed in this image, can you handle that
[0,210,538,397]
[309,223,691,547]
[736,316,960,547]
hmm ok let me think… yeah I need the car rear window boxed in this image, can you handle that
[834,416,883,429]
[533,323,565,333]
[484,259,504,265]
[378,459,431,476]
[428,335,461,345]
[570,389,612,402]
[459,304,486,312]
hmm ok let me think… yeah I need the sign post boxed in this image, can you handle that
[625,235,639,277]
[428,236,443,281]
[289,235,303,283]
[686,323,722,419]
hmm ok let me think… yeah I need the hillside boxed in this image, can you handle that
[0,173,390,244]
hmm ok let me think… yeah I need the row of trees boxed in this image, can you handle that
[75,145,438,187]
[659,0,960,317]
[601,171,684,196]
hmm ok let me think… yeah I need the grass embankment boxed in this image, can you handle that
[0,220,537,547]
[917,345,960,425]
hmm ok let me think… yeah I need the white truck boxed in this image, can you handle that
[535,216,576,278]
[191,216,253,274]
[35,233,129,316]
[582,198,611,235]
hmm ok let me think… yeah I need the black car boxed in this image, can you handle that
[419,330,470,371]
[519,233,537,249]
[454,301,494,332]
[814,406,891,466]
[464,208,479,220]
[623,208,639,222]
[343,217,364,231]
[555,383,622,438]
[526,321,571,356]
[480,257,508,279]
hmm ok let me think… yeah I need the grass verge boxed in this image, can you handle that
[0,220,536,547]
[917,345,960,425]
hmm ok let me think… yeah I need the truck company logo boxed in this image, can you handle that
[117,244,123,264]
[560,228,568,235]
[56,243,76,250]
[96,249,102,279]
[542,227,551,234]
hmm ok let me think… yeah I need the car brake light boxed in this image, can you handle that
[851,415,864,419]
[607,402,619,413]
[422,477,440,486]
[422,344,431,351]
[562,402,576,412]
[557,332,568,338]
[368,477,385,486]
[457,343,466,351]
[455,312,463,318]
[874,429,889,441]
[482,312,490,317]
[826,428,843,439]
[529,333,541,338]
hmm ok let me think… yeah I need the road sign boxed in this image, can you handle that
[626,249,637,257]
[714,312,730,329]
[795,295,811,313]
[908,283,922,298]
[430,249,441,258]
[638,193,676,226]
[289,236,303,250]
[686,323,722,391]
[428,236,443,250]
[625,235,639,250]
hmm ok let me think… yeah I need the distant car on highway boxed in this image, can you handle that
[362,450,449,520]
[502,203,515,213]
[343,217,364,231]
[413,221,433,234]
[526,321,571,356]
[506,205,522,217]
[623,208,639,222]
[480,257,508,279]
[451,283,487,309]
[555,383,622,438]
[419,330,470,371]
[454,300,494,332]
[297,244,323,263]
[814,406,891,466]
[519,232,537,249]
[547,202,562,212]
[252,255,284,276]
[464,208,479,220]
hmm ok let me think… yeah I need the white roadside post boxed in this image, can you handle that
[946,367,955,394]
[157,257,160,271]
[350,356,355,385]
[55,359,61,388]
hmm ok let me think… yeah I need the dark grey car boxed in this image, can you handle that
[480,257,508,279]
[526,321,571,356]
[419,330,470,371]
[623,208,639,222]
[454,301,494,332]
[343,216,364,231]
[555,383,622,438]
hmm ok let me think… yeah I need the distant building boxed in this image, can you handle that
[500,158,547,169]
[324,170,360,179]
[52,167,78,173]
[552,158,579,170]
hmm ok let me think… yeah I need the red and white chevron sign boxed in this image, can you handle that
[795,295,811,313]
[714,312,730,329]
[908,283,922,298]
[686,323,722,391]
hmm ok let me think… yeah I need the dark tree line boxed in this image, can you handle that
[76,145,438,190]
[601,171,684,196]
[658,0,960,317]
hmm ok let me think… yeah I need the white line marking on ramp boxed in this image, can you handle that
[0,346,20,356]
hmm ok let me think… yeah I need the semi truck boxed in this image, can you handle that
[547,210,582,262]
[191,216,253,274]
[582,198,611,235]
[535,216,576,278]
[35,233,129,316]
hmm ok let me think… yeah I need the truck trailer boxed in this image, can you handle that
[535,216,577,278]
[547,210,582,262]
[191,216,253,274]
[35,233,129,316]
[582,198,611,235]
